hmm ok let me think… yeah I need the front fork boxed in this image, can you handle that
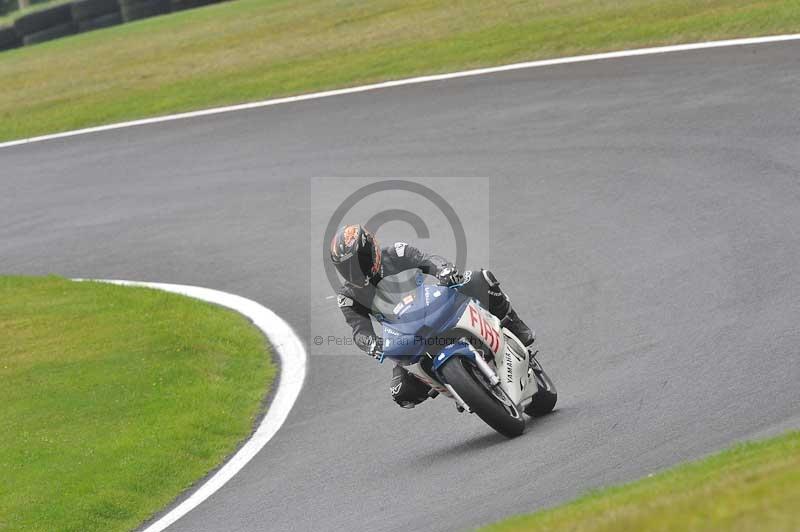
[429,339,509,413]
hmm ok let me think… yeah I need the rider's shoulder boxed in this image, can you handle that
[386,241,413,258]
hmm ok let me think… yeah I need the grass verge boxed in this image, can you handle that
[0,276,276,532]
[482,430,800,532]
[1,0,800,142]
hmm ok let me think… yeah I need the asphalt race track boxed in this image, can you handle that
[2,41,800,531]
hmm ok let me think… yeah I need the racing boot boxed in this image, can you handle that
[390,365,431,409]
[502,306,535,348]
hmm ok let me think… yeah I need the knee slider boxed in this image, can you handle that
[483,268,507,297]
[482,269,504,296]
[482,269,510,317]
[481,269,500,289]
[481,270,505,296]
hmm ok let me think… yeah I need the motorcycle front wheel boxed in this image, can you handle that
[440,356,525,438]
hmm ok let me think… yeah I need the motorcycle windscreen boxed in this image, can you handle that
[371,268,431,323]
[374,269,467,360]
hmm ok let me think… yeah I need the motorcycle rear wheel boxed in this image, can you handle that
[441,357,525,438]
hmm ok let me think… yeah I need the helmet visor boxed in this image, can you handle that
[336,255,370,285]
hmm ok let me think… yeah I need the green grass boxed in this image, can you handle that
[1,0,800,142]
[0,276,276,532]
[482,430,800,532]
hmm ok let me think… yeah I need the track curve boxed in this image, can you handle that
[2,40,799,531]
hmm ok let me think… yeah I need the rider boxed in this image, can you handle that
[330,224,536,409]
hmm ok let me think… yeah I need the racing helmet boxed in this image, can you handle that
[330,224,382,286]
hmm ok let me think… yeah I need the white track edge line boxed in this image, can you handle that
[3,33,800,150]
[74,279,307,532]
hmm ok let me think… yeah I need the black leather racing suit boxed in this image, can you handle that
[335,242,527,408]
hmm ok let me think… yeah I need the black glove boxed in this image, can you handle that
[437,266,463,287]
[366,337,384,359]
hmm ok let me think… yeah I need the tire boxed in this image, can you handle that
[14,4,72,36]
[0,25,21,51]
[524,362,558,417]
[22,20,76,45]
[77,11,122,32]
[120,0,170,21]
[71,0,120,21]
[441,357,525,438]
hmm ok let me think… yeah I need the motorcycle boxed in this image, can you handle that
[373,269,557,438]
